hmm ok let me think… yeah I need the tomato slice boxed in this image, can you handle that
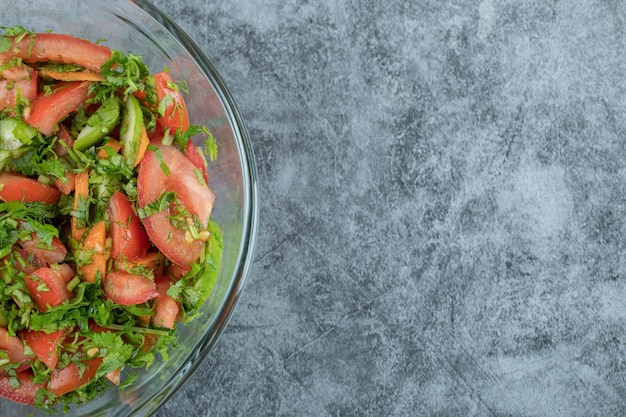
[0,328,29,365]
[53,171,77,195]
[185,139,209,185]
[0,172,61,204]
[107,191,150,260]
[0,33,111,73]
[24,267,71,312]
[103,271,159,305]
[152,277,180,329]
[1,64,32,82]
[0,76,38,109]
[115,251,165,277]
[21,329,65,369]
[154,71,189,134]
[137,144,215,267]
[0,371,43,405]
[19,233,67,265]
[47,357,102,397]
[166,263,189,280]
[0,65,38,110]
[12,247,44,274]
[55,263,75,283]
[53,125,75,157]
[25,81,91,136]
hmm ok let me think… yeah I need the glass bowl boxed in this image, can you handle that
[0,0,258,415]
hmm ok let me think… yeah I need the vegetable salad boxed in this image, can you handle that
[0,26,222,409]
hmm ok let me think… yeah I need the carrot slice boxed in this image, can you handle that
[97,138,122,158]
[71,170,90,242]
[39,69,105,82]
[133,124,150,167]
[78,221,109,283]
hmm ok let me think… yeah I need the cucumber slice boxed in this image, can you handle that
[74,97,121,151]
[120,94,143,167]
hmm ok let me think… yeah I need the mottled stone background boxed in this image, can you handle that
[151,0,626,416]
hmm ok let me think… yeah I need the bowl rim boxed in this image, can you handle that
[129,1,260,415]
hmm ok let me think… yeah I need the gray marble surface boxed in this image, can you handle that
[151,0,626,416]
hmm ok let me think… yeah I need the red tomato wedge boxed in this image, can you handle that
[0,77,38,109]
[154,71,189,134]
[115,251,165,277]
[1,64,33,81]
[103,271,159,305]
[47,358,103,397]
[24,267,71,312]
[12,247,44,274]
[0,371,43,405]
[0,65,38,110]
[0,33,111,73]
[137,144,215,267]
[152,277,180,329]
[185,140,209,185]
[21,329,65,369]
[0,172,61,204]
[25,81,91,136]
[19,233,67,265]
[0,328,29,365]
[107,191,150,260]
[55,263,75,283]
[166,263,190,280]
[53,171,77,195]
[53,125,75,157]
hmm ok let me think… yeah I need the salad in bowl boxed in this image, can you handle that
[0,26,223,410]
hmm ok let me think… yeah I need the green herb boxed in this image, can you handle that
[148,144,170,176]
[0,36,10,54]
[97,50,152,99]
[203,127,218,162]
[137,191,177,219]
